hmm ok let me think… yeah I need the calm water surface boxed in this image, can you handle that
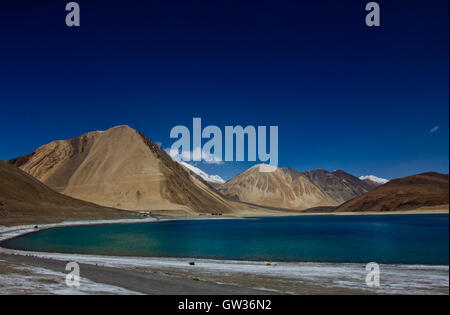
[3,214,449,265]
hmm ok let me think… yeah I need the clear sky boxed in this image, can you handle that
[0,0,448,180]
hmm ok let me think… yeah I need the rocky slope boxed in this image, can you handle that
[218,165,378,210]
[0,161,133,226]
[217,164,334,210]
[299,169,374,204]
[9,126,237,215]
[336,172,449,211]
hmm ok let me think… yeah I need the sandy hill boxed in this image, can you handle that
[336,172,449,212]
[9,126,240,215]
[217,165,380,210]
[217,164,334,210]
[0,161,134,226]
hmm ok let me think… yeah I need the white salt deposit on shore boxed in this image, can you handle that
[0,259,141,295]
[1,249,448,295]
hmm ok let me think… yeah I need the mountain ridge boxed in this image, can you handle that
[8,127,447,214]
[8,126,237,215]
[336,172,449,211]
[217,164,378,210]
[218,164,336,210]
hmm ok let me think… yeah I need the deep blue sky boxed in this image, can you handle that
[0,0,448,180]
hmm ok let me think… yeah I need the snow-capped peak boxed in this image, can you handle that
[178,161,225,184]
[359,175,389,185]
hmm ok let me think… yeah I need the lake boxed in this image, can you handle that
[2,214,448,265]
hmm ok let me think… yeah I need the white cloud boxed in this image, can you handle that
[430,126,439,133]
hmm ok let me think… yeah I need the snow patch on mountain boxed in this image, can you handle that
[178,161,225,184]
[359,175,389,185]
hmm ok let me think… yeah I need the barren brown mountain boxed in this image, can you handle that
[218,165,377,210]
[299,169,374,204]
[0,161,134,226]
[9,126,241,215]
[336,172,449,212]
[217,164,334,210]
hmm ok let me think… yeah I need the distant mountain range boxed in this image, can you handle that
[216,165,384,210]
[217,164,332,210]
[4,125,448,220]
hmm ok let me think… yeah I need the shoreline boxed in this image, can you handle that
[321,209,449,216]
[1,246,448,295]
[1,216,273,295]
[0,212,448,295]
[1,209,448,247]
[1,207,448,230]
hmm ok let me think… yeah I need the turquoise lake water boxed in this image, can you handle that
[2,214,449,265]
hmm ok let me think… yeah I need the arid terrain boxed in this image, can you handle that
[8,126,273,217]
[217,164,333,210]
[0,161,136,226]
[5,125,449,221]
[217,164,384,210]
[336,172,449,212]
[1,128,448,295]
